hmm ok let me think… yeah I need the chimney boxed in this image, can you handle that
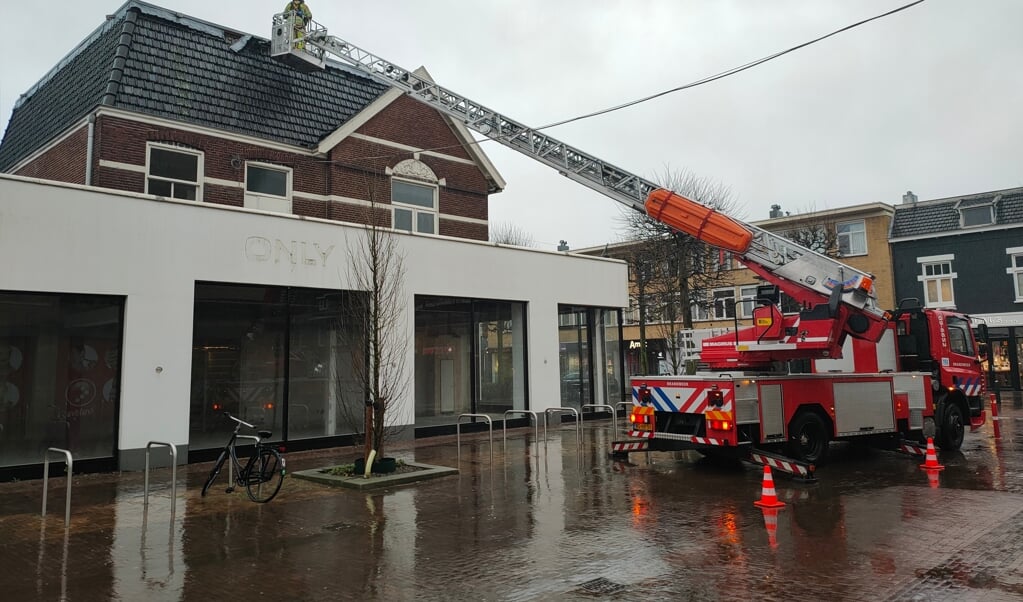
[902,190,918,204]
[769,204,784,218]
[557,240,569,252]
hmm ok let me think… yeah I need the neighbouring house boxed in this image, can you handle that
[890,188,1023,391]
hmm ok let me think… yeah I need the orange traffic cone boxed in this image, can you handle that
[753,465,786,508]
[761,507,780,549]
[926,467,940,489]
[919,437,944,471]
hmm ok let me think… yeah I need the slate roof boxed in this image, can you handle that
[890,187,1023,239]
[0,1,389,172]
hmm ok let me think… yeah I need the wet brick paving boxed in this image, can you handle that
[2,392,1023,601]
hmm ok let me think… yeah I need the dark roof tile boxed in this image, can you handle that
[891,187,1023,238]
[0,2,389,170]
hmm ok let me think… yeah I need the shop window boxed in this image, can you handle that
[245,162,292,213]
[0,292,124,470]
[146,143,202,200]
[413,297,528,423]
[917,255,957,308]
[189,283,364,451]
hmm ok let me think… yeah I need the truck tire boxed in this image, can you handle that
[936,402,965,451]
[788,411,830,464]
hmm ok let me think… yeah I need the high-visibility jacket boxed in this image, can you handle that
[285,2,312,26]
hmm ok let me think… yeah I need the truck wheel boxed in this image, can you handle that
[937,402,965,450]
[788,412,830,464]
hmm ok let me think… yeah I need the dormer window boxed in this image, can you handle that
[956,196,998,228]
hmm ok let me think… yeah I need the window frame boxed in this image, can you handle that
[959,204,994,228]
[1007,246,1023,303]
[712,287,736,320]
[145,142,203,201]
[391,177,438,234]
[917,254,957,309]
[690,292,710,322]
[738,285,759,319]
[244,161,293,213]
[836,219,867,256]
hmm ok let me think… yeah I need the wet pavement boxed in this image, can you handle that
[3,393,1023,601]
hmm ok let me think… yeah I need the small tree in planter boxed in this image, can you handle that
[337,175,410,473]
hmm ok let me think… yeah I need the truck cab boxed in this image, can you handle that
[892,300,985,448]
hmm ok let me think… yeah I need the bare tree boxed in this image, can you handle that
[779,205,839,256]
[337,174,410,468]
[618,166,742,374]
[489,222,536,247]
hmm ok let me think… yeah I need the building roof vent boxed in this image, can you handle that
[902,190,918,204]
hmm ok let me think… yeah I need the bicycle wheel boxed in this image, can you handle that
[201,450,228,497]
[244,447,286,503]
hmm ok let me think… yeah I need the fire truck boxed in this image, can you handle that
[269,13,987,478]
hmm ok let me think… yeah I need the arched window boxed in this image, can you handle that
[390,159,438,234]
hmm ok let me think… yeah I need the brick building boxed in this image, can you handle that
[0,2,627,479]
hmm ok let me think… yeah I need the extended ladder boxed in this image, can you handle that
[269,13,887,322]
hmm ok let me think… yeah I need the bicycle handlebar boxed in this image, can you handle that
[223,412,256,430]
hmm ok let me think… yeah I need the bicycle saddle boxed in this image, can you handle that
[258,430,272,439]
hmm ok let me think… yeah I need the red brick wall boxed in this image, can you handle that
[20,107,492,241]
[14,125,88,184]
[440,219,488,241]
[327,95,491,241]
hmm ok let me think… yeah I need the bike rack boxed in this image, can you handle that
[616,401,633,432]
[457,413,493,463]
[42,447,73,527]
[581,404,617,434]
[544,407,581,442]
[144,441,178,517]
[502,410,540,447]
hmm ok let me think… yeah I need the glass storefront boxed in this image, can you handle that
[414,296,527,426]
[559,307,590,407]
[190,283,364,451]
[0,292,124,469]
[559,306,624,408]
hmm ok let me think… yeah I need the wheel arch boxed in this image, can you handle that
[937,388,970,421]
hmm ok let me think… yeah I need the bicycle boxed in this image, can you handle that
[201,412,286,503]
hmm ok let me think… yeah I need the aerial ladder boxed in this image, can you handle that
[271,13,985,474]
[270,12,890,365]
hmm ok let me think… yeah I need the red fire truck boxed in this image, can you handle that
[269,16,987,478]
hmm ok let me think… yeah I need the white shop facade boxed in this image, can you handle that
[0,175,627,477]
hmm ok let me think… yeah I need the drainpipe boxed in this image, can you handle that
[85,113,96,186]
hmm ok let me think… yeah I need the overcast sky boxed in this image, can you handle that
[2,0,1021,250]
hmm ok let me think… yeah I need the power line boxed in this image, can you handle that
[337,0,926,163]
[534,0,926,131]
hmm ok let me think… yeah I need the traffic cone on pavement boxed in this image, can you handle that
[761,507,780,549]
[919,437,944,471]
[753,465,786,508]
